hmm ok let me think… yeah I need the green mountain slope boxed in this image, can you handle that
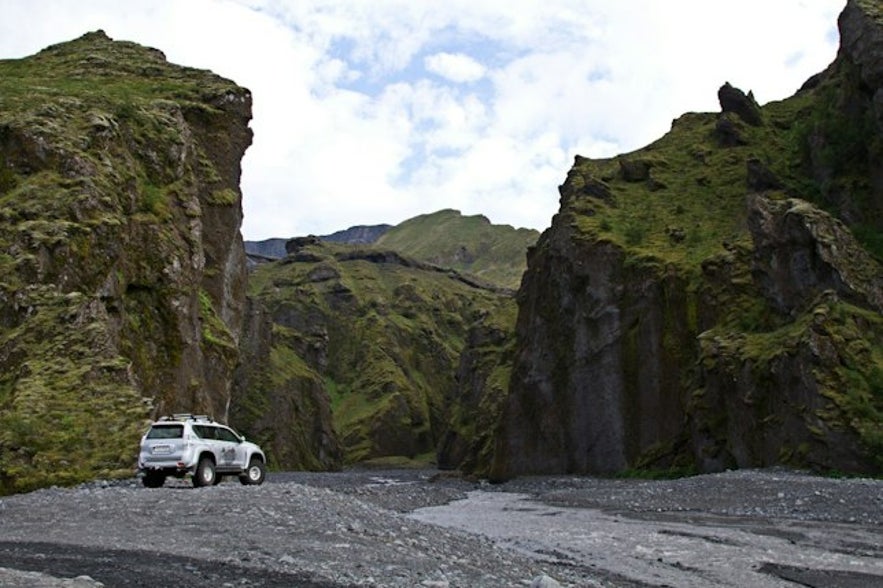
[244,238,516,468]
[375,209,539,289]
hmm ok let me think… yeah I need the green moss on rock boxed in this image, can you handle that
[245,240,517,468]
[0,30,252,494]
[491,0,883,479]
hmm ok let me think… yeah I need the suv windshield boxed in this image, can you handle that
[146,424,184,439]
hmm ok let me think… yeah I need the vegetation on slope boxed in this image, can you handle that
[376,209,539,290]
[521,59,883,473]
[0,31,250,493]
[247,238,517,467]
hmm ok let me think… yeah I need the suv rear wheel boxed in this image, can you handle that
[193,456,216,487]
[239,457,266,486]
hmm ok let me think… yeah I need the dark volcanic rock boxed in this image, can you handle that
[232,298,342,471]
[718,82,763,126]
[747,194,883,314]
[489,0,883,480]
[840,0,883,97]
[714,113,749,146]
[491,222,693,478]
[746,157,784,192]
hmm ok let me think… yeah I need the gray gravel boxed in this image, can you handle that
[0,468,880,587]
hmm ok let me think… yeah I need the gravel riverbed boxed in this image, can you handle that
[0,468,880,587]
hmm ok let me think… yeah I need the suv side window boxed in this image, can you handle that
[216,427,241,443]
[193,425,218,441]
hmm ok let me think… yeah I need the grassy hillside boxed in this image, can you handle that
[376,209,539,289]
[247,239,516,466]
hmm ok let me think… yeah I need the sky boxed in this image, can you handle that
[0,1,845,240]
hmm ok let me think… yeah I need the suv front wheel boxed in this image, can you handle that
[239,457,266,485]
[193,456,216,487]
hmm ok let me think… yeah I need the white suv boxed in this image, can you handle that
[138,414,267,488]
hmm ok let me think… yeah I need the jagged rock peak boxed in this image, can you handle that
[717,82,763,126]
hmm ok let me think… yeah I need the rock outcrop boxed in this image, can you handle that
[0,32,251,493]
[231,298,342,470]
[490,0,883,479]
[244,223,393,262]
[718,82,763,126]
[748,195,883,314]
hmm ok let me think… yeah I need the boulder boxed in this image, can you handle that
[745,158,784,192]
[718,82,763,126]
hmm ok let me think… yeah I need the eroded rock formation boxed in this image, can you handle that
[491,0,883,479]
[0,31,251,493]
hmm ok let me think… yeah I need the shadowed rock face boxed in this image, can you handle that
[748,195,883,315]
[490,223,693,478]
[0,31,252,493]
[490,0,883,480]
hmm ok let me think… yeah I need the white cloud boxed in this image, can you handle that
[425,52,486,83]
[0,0,845,240]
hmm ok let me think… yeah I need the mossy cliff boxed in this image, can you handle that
[491,0,883,479]
[0,32,251,493]
[242,237,517,470]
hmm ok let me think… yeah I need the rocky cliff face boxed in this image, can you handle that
[0,32,251,493]
[242,237,516,470]
[491,0,883,479]
[232,297,342,470]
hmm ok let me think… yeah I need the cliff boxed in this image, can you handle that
[491,0,883,479]
[0,31,252,493]
[242,237,516,469]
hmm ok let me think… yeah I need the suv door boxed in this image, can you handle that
[214,425,247,469]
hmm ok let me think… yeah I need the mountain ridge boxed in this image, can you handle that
[246,209,538,290]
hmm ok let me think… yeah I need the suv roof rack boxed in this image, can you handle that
[158,413,214,422]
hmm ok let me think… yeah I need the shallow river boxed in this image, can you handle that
[409,488,883,587]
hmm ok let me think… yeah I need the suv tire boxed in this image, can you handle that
[239,458,266,486]
[193,456,216,487]
[142,472,166,488]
